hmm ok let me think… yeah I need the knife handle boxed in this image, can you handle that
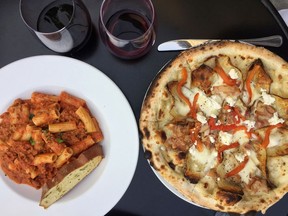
[241,35,283,47]
[187,36,283,47]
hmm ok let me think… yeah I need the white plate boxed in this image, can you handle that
[0,55,139,216]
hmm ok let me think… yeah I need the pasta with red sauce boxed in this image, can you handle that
[0,91,103,189]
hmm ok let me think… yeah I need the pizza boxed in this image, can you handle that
[139,41,288,214]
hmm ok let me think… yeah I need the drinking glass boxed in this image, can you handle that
[19,0,92,53]
[99,0,156,59]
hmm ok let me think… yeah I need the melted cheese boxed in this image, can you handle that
[225,96,237,107]
[268,112,285,125]
[243,120,255,131]
[251,83,262,103]
[209,136,215,143]
[238,158,261,184]
[173,99,190,116]
[233,150,260,184]
[243,82,262,104]
[211,74,224,87]
[268,128,288,147]
[182,87,221,117]
[269,133,282,148]
[218,131,233,145]
[261,89,275,105]
[228,68,239,79]
[235,153,245,162]
[196,112,207,124]
[247,150,260,165]
[189,146,218,172]
[232,130,249,145]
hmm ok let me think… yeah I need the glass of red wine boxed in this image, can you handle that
[99,0,156,59]
[19,0,92,53]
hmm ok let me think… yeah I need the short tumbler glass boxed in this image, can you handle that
[19,0,92,53]
[99,0,156,59]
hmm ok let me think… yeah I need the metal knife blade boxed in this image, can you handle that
[157,35,283,51]
[158,39,212,51]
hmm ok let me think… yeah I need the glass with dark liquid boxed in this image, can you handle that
[99,0,156,59]
[20,0,91,53]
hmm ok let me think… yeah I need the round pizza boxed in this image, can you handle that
[139,41,288,214]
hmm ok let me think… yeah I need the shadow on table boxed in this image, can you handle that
[105,209,143,216]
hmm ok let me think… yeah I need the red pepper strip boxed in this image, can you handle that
[190,131,203,152]
[233,106,246,121]
[207,117,217,130]
[209,117,252,136]
[214,64,237,86]
[208,117,237,132]
[190,123,203,152]
[191,93,200,119]
[245,64,260,104]
[217,142,240,163]
[225,155,249,178]
[261,123,283,148]
[177,68,194,117]
[223,105,230,110]
[223,105,245,124]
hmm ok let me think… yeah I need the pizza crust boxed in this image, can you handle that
[140,41,288,214]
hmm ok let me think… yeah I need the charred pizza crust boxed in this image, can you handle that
[140,41,288,214]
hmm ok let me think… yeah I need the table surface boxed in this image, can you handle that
[1,0,288,216]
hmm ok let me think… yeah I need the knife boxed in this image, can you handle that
[157,35,283,51]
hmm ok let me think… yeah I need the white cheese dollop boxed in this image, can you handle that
[268,112,285,125]
[209,136,215,144]
[243,120,256,131]
[218,131,233,145]
[196,112,207,124]
[234,153,246,163]
[261,89,275,105]
[225,96,237,107]
[228,68,239,79]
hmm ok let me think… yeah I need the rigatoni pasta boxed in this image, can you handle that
[41,132,66,155]
[0,91,104,189]
[71,135,95,155]
[33,153,57,166]
[76,106,98,133]
[32,103,60,126]
[48,121,77,133]
[31,92,59,104]
[59,91,86,108]
[55,147,73,168]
